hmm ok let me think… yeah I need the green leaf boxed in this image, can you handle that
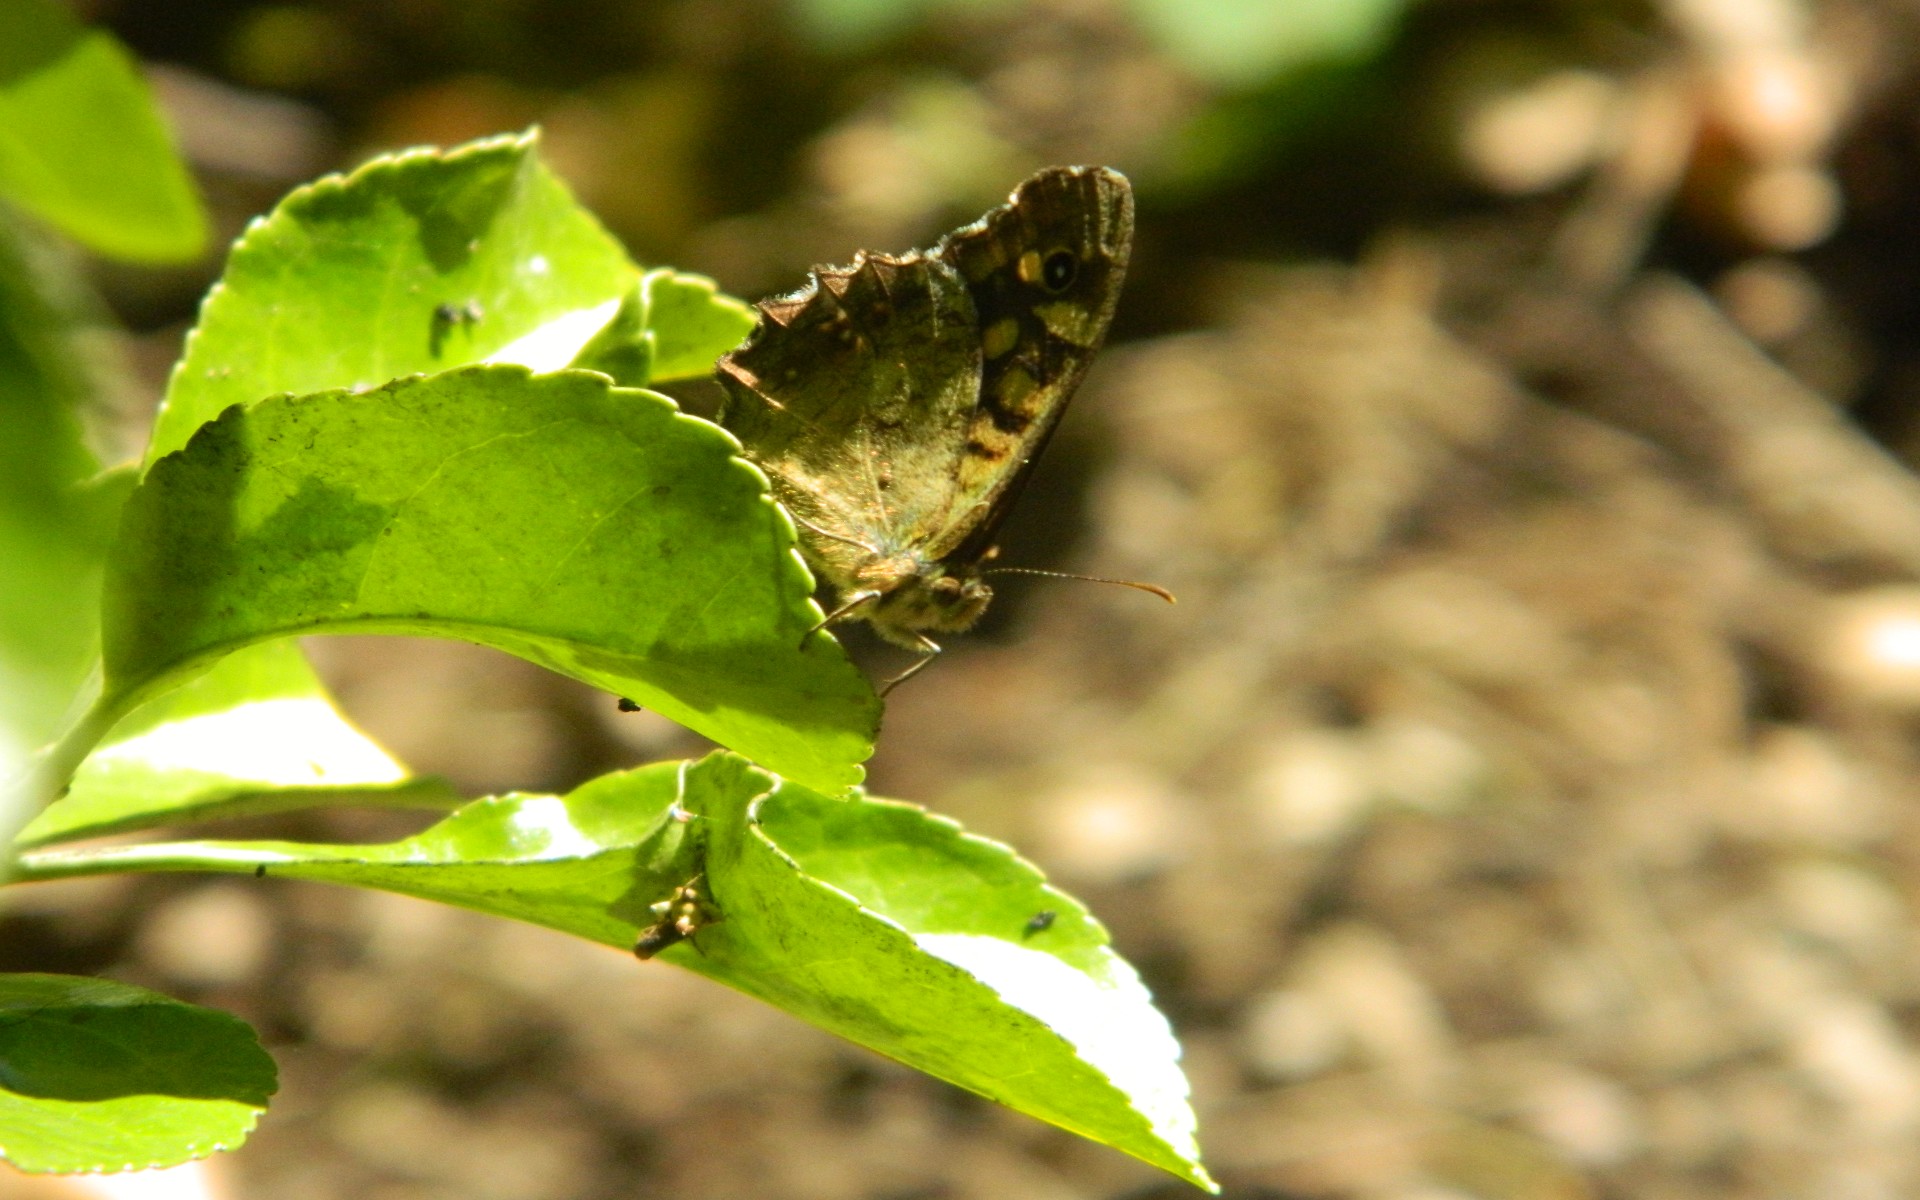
[15,753,1212,1188]
[104,366,877,794]
[571,268,756,389]
[14,640,457,850]
[150,130,634,466]
[0,0,206,262]
[635,268,757,382]
[1126,0,1407,88]
[784,0,969,50]
[28,132,772,829]
[0,217,121,827]
[703,760,1213,1189]
[1153,61,1381,196]
[0,973,276,1173]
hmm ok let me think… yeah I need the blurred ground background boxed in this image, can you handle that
[13,0,1920,1197]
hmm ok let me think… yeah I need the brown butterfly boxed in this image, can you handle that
[717,166,1168,691]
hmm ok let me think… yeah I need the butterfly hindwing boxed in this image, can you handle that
[717,251,983,591]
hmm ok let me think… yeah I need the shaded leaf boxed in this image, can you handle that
[105,366,876,794]
[635,267,757,382]
[0,973,275,1173]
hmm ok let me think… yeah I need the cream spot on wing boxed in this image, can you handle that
[982,317,1020,360]
[1035,301,1099,347]
[996,363,1039,411]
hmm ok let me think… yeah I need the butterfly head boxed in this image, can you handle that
[857,553,994,649]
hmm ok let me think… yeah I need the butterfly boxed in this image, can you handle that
[717,166,1166,691]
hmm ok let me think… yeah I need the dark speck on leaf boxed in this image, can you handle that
[617,697,642,712]
[255,864,268,878]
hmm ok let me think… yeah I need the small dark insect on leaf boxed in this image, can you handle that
[634,874,720,960]
[431,300,484,326]
[254,864,268,878]
[428,300,485,357]
[1023,910,1056,937]
[616,697,642,712]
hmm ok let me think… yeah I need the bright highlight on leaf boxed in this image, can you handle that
[488,297,626,372]
[85,698,399,781]
[15,642,454,850]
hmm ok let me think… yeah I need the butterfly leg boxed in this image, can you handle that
[878,634,942,696]
[800,590,882,649]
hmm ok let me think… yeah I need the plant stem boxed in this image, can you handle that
[2,691,129,876]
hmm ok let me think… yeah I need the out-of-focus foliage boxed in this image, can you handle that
[1125,0,1407,87]
[0,0,205,261]
[0,0,205,828]
[0,224,112,805]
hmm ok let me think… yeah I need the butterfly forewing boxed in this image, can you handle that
[934,167,1134,562]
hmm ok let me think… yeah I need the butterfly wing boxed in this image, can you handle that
[929,166,1134,564]
[716,250,985,591]
[716,166,1134,598]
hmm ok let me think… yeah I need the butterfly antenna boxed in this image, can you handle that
[983,567,1175,603]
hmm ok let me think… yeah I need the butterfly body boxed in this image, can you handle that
[717,167,1134,679]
